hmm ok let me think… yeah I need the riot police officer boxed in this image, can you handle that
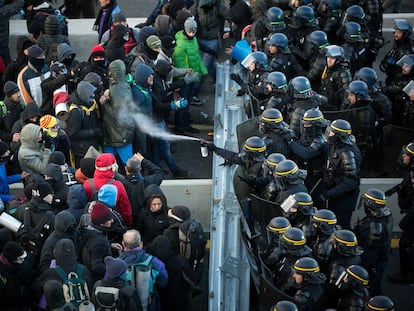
[270,227,313,288]
[283,192,316,239]
[266,216,291,253]
[303,30,330,90]
[264,71,292,119]
[342,22,369,76]
[366,295,395,311]
[283,257,327,311]
[326,230,364,307]
[261,153,286,201]
[316,0,342,44]
[320,119,362,228]
[309,209,339,273]
[207,136,267,193]
[334,265,370,311]
[267,33,304,81]
[289,76,325,137]
[231,51,271,117]
[259,108,293,156]
[319,45,352,111]
[380,19,414,86]
[386,144,414,283]
[287,108,329,194]
[343,81,377,173]
[274,159,308,205]
[354,189,392,295]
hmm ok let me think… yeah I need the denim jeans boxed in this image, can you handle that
[195,38,218,95]
[175,82,195,132]
[151,120,178,173]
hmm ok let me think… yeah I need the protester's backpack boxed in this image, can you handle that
[94,283,142,311]
[86,178,114,202]
[54,264,90,306]
[125,255,159,302]
[179,219,207,269]
[16,207,52,256]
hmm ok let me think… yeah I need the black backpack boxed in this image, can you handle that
[179,219,207,269]
[16,207,52,256]
[94,283,142,311]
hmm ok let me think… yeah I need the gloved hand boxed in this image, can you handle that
[135,22,149,28]
[43,134,52,149]
[230,73,243,85]
[170,98,189,110]
[184,72,199,85]
[281,129,295,142]
[206,142,217,151]
[385,185,400,196]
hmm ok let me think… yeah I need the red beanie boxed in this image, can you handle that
[91,45,105,54]
[53,90,70,119]
[95,153,116,171]
[91,202,113,225]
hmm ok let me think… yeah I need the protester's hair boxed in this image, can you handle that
[126,157,141,174]
[123,229,142,249]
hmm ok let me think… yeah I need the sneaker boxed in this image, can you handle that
[173,168,189,178]
[185,126,200,134]
[190,96,202,106]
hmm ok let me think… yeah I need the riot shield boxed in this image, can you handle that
[236,117,261,152]
[382,124,414,177]
[258,274,294,310]
[249,193,285,237]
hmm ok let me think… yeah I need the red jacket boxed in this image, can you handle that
[83,169,133,227]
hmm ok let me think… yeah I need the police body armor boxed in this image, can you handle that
[320,63,352,111]
[398,168,414,212]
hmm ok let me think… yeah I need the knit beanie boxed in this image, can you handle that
[3,81,19,97]
[53,89,70,120]
[160,35,176,50]
[48,151,66,165]
[90,45,105,59]
[95,153,116,172]
[91,202,113,225]
[25,44,45,58]
[184,17,197,34]
[84,72,102,86]
[98,184,118,208]
[0,141,9,157]
[146,35,162,50]
[32,180,54,199]
[169,205,191,222]
[2,241,26,263]
[104,256,127,279]
[176,9,193,31]
[80,158,96,178]
[40,114,57,129]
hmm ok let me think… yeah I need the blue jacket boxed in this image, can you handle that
[0,161,21,203]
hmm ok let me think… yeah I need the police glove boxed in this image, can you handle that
[230,73,243,85]
[170,98,188,110]
[384,185,400,196]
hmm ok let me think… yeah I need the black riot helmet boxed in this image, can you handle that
[268,33,290,53]
[266,71,288,93]
[347,80,371,101]
[274,159,306,189]
[302,108,329,137]
[263,152,286,176]
[240,136,267,163]
[354,67,379,92]
[362,188,391,217]
[335,264,369,290]
[397,142,414,167]
[292,257,326,284]
[270,301,298,311]
[366,296,395,311]
[326,119,353,145]
[259,108,284,133]
[333,229,362,256]
[325,45,345,62]
[311,209,337,236]
[266,216,291,247]
[290,76,313,99]
[344,5,368,25]
[281,227,311,256]
[242,51,268,70]
[393,19,412,38]
[307,30,329,50]
[266,7,286,32]
[287,192,315,216]
[291,5,316,29]
[318,0,341,14]
[344,22,363,43]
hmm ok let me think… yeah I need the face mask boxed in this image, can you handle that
[29,57,45,72]
[92,59,105,68]
[44,128,58,138]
